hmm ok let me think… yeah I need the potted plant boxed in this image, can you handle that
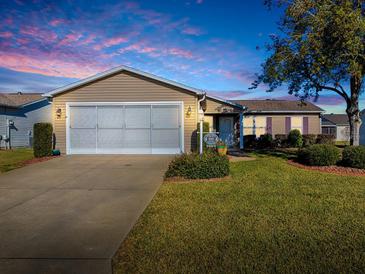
[216,140,227,156]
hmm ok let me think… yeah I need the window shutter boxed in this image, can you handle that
[285,117,291,134]
[303,117,309,135]
[266,117,272,135]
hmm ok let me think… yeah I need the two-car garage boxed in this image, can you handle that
[67,102,183,154]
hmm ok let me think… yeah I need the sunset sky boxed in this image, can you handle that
[0,0,361,113]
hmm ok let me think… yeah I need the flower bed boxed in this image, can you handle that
[288,160,365,176]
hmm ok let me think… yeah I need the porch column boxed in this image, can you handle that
[240,112,244,150]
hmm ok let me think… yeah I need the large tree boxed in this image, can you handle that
[253,0,365,145]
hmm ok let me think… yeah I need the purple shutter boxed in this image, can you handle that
[266,117,272,135]
[285,117,291,134]
[303,117,309,135]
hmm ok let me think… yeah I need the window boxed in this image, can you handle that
[243,116,254,135]
[291,117,303,133]
[255,116,266,137]
[243,116,266,137]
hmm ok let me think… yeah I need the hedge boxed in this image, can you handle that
[316,134,335,145]
[341,146,365,169]
[165,151,229,179]
[33,123,53,158]
[297,144,341,166]
[302,134,317,147]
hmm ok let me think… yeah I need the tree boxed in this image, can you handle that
[253,0,365,145]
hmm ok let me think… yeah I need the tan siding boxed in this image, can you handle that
[205,98,240,114]
[53,71,198,153]
[244,114,321,137]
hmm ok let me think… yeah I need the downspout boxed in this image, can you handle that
[198,93,206,155]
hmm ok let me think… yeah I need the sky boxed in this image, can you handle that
[0,0,361,114]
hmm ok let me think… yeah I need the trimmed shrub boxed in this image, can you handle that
[341,146,365,169]
[288,129,303,147]
[244,135,257,149]
[165,151,229,179]
[33,123,53,158]
[316,134,335,145]
[302,134,317,147]
[297,144,341,166]
[258,134,274,149]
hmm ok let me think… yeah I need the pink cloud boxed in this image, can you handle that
[0,51,109,78]
[168,47,194,59]
[209,90,251,99]
[20,26,58,41]
[93,36,128,50]
[79,34,96,45]
[49,18,67,27]
[0,31,13,38]
[59,33,82,46]
[182,27,203,36]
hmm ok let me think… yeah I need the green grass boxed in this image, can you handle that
[0,148,34,173]
[113,155,365,273]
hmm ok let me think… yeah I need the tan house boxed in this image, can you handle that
[234,100,323,137]
[43,66,323,154]
[43,66,243,155]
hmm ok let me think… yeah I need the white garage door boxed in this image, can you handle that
[67,103,182,154]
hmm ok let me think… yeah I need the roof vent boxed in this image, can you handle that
[17,91,22,95]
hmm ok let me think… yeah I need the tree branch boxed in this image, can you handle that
[318,85,351,104]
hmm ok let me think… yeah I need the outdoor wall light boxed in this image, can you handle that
[56,108,62,118]
[186,106,192,117]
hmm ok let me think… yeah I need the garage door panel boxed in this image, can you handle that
[70,129,96,150]
[97,129,123,148]
[152,105,179,129]
[152,129,179,148]
[97,106,123,129]
[70,106,96,129]
[124,129,150,148]
[125,106,150,129]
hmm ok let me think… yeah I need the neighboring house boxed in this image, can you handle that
[0,92,52,148]
[43,66,244,155]
[232,100,323,137]
[321,114,350,142]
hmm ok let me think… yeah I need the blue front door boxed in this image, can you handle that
[219,116,234,147]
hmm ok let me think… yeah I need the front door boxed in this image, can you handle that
[219,116,234,147]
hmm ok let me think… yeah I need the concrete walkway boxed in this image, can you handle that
[0,155,172,274]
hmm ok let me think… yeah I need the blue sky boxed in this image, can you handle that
[0,0,359,113]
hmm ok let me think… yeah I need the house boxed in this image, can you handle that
[321,114,350,142]
[43,66,244,155]
[0,92,52,148]
[233,100,323,137]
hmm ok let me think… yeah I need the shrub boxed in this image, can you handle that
[302,134,317,147]
[288,129,303,147]
[165,151,229,179]
[33,123,53,158]
[341,146,365,169]
[244,135,257,149]
[274,134,288,147]
[297,144,341,166]
[316,134,335,145]
[257,134,274,149]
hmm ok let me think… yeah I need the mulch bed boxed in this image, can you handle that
[22,156,59,166]
[288,160,365,177]
[164,175,231,183]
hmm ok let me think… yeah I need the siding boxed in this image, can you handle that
[52,71,198,153]
[244,114,321,137]
[205,98,240,114]
[0,100,52,148]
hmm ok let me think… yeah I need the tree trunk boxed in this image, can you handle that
[347,75,362,146]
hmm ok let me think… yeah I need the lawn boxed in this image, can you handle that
[113,155,365,273]
[0,148,34,173]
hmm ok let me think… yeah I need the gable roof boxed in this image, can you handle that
[0,93,45,108]
[233,99,323,113]
[42,65,242,109]
[322,114,349,126]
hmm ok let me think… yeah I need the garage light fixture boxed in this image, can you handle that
[56,108,62,118]
[186,106,192,118]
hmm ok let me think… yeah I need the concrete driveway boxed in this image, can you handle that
[0,155,172,274]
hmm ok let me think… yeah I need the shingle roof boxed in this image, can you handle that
[0,93,45,108]
[232,99,323,113]
[322,114,349,126]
